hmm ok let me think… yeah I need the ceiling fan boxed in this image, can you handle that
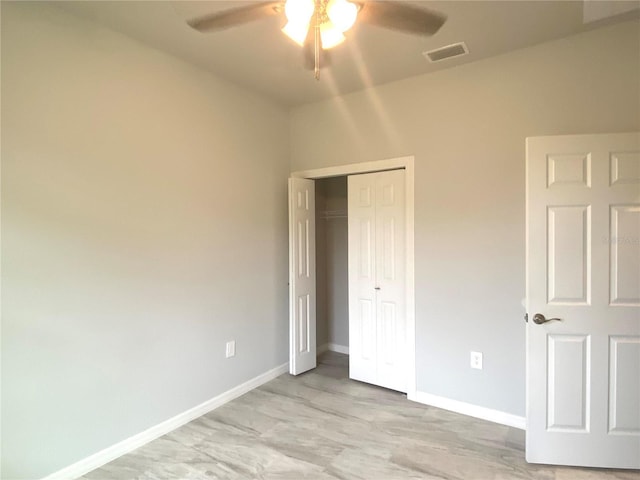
[187,0,447,80]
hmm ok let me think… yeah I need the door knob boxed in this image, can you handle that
[533,313,561,325]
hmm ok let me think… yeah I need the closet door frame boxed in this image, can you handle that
[290,156,416,400]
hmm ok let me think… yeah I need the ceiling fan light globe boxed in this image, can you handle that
[284,0,315,25]
[282,21,309,46]
[320,22,345,49]
[326,0,357,32]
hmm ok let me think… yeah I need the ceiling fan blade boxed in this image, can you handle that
[357,1,446,36]
[187,1,283,32]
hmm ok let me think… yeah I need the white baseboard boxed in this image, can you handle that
[42,362,289,480]
[328,343,349,354]
[410,391,526,430]
[317,343,349,355]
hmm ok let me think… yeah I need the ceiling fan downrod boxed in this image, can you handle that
[314,4,321,80]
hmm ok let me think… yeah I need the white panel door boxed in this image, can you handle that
[375,170,407,392]
[288,177,316,375]
[348,174,378,385]
[349,170,406,392]
[526,133,640,468]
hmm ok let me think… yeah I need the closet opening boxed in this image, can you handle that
[315,176,349,360]
[288,156,416,398]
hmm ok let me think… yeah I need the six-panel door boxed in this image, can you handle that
[526,133,640,468]
[348,170,406,393]
[288,177,317,375]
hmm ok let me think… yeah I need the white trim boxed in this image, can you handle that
[328,343,349,354]
[317,343,349,355]
[290,155,416,400]
[291,156,414,179]
[288,179,296,374]
[42,362,289,480]
[412,391,526,430]
[525,136,533,443]
[405,158,416,398]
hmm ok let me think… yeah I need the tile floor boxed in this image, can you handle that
[83,352,639,479]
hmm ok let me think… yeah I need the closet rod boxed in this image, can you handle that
[319,209,347,220]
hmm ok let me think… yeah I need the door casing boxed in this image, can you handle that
[290,156,416,399]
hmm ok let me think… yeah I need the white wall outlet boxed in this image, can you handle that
[470,351,483,370]
[225,340,236,358]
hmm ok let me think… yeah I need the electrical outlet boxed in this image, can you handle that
[226,340,236,358]
[470,351,483,370]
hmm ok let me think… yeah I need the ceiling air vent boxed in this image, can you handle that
[423,42,468,63]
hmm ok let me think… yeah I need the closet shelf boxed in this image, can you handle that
[319,209,347,220]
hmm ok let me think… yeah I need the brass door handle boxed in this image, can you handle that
[533,313,561,325]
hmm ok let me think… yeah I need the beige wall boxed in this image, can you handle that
[291,20,640,416]
[1,3,289,478]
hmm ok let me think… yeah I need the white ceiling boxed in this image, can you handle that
[56,1,639,107]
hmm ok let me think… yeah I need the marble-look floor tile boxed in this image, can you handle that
[83,351,640,480]
[553,467,640,480]
[259,422,346,468]
[390,442,553,480]
[326,448,432,480]
[203,400,282,436]
[192,439,326,479]
[82,436,246,480]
